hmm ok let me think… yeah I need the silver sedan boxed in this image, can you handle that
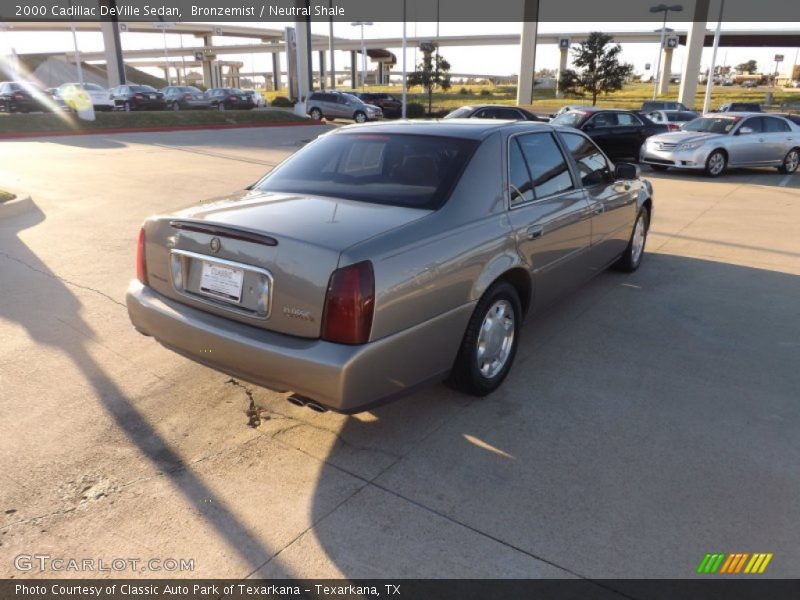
[640,113,800,177]
[127,121,653,413]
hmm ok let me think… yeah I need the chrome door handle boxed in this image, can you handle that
[593,204,605,215]
[526,225,543,240]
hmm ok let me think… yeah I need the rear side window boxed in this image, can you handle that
[616,113,642,126]
[508,141,534,205]
[559,132,612,187]
[587,112,618,127]
[256,133,479,210]
[763,117,790,133]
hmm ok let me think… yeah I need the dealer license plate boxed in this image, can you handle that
[199,261,244,303]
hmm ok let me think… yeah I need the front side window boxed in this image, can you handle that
[560,132,612,187]
[740,117,764,134]
[512,133,574,201]
[256,133,478,210]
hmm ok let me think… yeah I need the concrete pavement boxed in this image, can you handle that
[0,127,798,582]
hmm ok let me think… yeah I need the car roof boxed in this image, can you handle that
[333,118,551,140]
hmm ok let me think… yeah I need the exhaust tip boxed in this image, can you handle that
[287,395,307,407]
[305,401,328,413]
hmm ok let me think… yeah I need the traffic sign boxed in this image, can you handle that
[558,38,570,50]
[774,54,784,62]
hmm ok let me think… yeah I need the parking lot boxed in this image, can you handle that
[1,125,799,582]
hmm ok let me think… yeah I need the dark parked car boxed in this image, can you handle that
[356,92,402,117]
[444,104,542,121]
[0,81,52,113]
[109,85,166,111]
[206,88,255,111]
[641,100,691,112]
[550,108,668,161]
[127,120,652,413]
[715,102,762,113]
[160,86,211,110]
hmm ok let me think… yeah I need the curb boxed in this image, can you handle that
[0,119,322,141]
[0,191,34,219]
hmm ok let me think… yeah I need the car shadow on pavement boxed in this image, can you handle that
[287,252,800,579]
[0,206,277,574]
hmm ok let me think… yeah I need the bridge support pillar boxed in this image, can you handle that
[516,0,539,105]
[555,47,568,98]
[679,1,711,109]
[272,52,281,91]
[659,47,674,95]
[100,18,125,87]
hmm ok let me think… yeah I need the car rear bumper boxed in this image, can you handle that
[126,280,473,413]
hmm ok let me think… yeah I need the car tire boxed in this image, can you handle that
[123,101,132,112]
[778,148,799,174]
[650,164,669,172]
[447,281,522,397]
[354,111,367,123]
[309,108,322,120]
[172,101,180,111]
[612,206,650,273]
[704,149,727,177]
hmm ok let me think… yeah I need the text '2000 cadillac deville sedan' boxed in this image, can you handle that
[126,120,653,413]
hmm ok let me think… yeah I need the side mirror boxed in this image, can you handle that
[615,162,640,180]
[738,126,753,135]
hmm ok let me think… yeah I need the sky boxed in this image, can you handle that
[2,21,800,82]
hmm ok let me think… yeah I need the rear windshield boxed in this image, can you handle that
[550,111,587,127]
[255,133,479,210]
[671,111,698,121]
[682,117,738,134]
[443,107,473,119]
[130,85,156,92]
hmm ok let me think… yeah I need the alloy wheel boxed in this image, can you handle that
[476,300,515,379]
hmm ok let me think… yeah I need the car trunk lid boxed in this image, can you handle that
[142,190,431,338]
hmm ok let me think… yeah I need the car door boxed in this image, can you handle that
[506,131,593,310]
[729,116,768,165]
[761,116,795,164]
[559,131,638,268]
[614,112,648,159]
[582,112,620,159]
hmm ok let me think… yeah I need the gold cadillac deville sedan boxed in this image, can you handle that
[126,120,653,413]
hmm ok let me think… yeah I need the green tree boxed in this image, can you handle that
[557,32,633,106]
[735,60,758,74]
[407,42,451,115]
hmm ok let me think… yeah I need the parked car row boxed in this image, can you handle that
[439,99,799,179]
[0,80,262,113]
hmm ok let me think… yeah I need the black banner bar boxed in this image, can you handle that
[3,580,800,600]
[2,0,800,23]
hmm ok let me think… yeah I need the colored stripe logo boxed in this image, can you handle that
[697,553,773,574]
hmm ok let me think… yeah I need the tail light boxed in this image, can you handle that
[13,92,24,100]
[228,95,238,102]
[667,123,680,131]
[136,227,148,286]
[134,93,144,99]
[182,93,192,100]
[321,261,374,345]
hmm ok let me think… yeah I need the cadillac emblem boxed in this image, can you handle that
[209,237,221,253]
